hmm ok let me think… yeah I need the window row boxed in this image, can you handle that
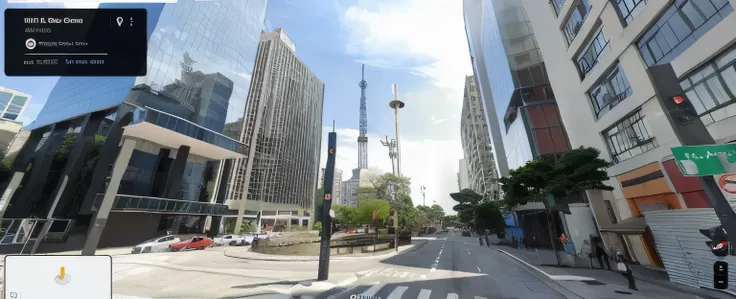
[680,45,736,116]
[637,0,733,67]
[602,110,657,164]
[576,27,610,77]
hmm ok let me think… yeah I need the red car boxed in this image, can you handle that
[169,236,213,251]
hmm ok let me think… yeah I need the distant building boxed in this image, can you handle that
[460,76,499,200]
[0,87,30,156]
[319,167,342,205]
[0,87,30,121]
[226,28,325,218]
[458,159,470,191]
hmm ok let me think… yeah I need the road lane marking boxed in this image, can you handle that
[430,237,447,272]
[418,289,432,299]
[387,286,408,299]
[474,296,487,299]
[476,266,481,273]
[362,282,387,297]
[447,293,459,299]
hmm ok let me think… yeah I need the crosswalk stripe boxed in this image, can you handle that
[417,289,431,299]
[387,286,409,299]
[446,293,459,299]
[362,282,387,297]
[474,296,487,299]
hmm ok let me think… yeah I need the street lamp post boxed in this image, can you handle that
[390,84,404,177]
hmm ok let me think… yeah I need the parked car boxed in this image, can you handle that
[169,236,213,251]
[132,235,181,254]
[213,234,250,246]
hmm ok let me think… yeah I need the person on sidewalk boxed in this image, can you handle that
[595,240,612,270]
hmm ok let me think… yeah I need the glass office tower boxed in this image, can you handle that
[2,0,267,250]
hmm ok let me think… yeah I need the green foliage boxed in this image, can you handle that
[475,201,506,234]
[241,220,255,233]
[368,173,411,199]
[333,204,358,225]
[417,204,445,225]
[449,188,505,233]
[314,221,322,231]
[450,189,482,224]
[500,146,613,208]
[356,198,391,224]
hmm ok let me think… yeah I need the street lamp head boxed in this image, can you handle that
[389,100,405,109]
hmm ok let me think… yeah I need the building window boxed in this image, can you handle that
[613,0,647,25]
[589,64,633,119]
[563,0,592,45]
[637,0,733,67]
[551,0,567,17]
[680,45,736,116]
[576,26,610,77]
[603,110,657,164]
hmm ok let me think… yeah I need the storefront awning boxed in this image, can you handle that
[599,216,648,234]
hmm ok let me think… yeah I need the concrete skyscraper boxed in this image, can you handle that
[229,29,325,226]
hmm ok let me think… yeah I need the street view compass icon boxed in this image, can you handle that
[54,266,71,286]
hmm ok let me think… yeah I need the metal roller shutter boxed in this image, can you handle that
[644,208,736,294]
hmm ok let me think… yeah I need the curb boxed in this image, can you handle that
[223,240,429,262]
[494,248,584,299]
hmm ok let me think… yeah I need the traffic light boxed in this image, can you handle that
[700,225,729,257]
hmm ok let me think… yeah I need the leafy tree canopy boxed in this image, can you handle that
[368,173,411,200]
[333,204,358,225]
[356,198,391,224]
[500,146,614,208]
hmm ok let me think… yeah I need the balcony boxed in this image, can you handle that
[94,194,228,216]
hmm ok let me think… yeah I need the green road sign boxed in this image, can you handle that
[671,144,736,177]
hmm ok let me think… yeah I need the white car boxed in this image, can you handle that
[132,235,181,254]
[213,234,250,246]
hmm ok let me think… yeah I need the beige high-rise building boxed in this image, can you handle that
[227,28,325,214]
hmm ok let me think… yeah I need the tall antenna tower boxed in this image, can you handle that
[357,64,368,169]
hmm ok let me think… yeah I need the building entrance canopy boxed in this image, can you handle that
[124,106,246,160]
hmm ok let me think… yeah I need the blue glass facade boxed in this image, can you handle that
[480,0,534,170]
[9,0,267,228]
[29,0,266,135]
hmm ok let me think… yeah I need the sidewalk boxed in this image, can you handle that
[493,245,734,299]
[223,239,428,262]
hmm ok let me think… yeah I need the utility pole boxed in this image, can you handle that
[649,63,736,255]
[380,136,397,175]
[389,84,405,177]
[317,130,337,280]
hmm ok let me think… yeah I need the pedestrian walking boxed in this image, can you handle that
[595,239,611,270]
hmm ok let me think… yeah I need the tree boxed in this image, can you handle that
[368,173,411,200]
[450,189,482,224]
[499,146,613,265]
[356,198,391,225]
[333,204,358,226]
[475,201,506,235]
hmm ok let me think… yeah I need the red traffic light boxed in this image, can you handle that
[673,95,685,104]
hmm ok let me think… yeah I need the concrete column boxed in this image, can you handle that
[81,138,136,255]
[11,123,69,217]
[163,145,190,199]
[46,112,105,218]
[80,112,133,215]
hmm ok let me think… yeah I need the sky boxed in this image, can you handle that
[0,0,472,214]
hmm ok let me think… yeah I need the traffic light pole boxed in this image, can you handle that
[318,131,337,281]
[649,64,736,255]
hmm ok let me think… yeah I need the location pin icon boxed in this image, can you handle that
[116,17,123,27]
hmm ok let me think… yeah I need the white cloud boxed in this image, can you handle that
[320,126,462,215]
[337,0,472,92]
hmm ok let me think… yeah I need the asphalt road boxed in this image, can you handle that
[317,231,565,299]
